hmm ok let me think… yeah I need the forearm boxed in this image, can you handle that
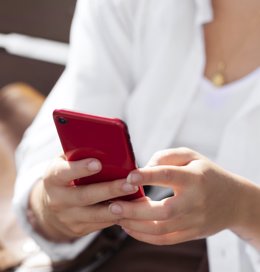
[230,175,260,250]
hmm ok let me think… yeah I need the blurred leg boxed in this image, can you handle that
[0,83,44,271]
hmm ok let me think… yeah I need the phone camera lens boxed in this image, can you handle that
[58,117,67,124]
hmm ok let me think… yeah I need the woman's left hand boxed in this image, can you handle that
[109,147,243,245]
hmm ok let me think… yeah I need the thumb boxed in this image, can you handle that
[44,156,102,186]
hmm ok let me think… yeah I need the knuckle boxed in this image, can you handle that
[90,210,106,222]
[177,147,199,160]
[106,180,125,199]
[43,187,64,212]
[52,167,65,182]
[43,167,54,183]
[150,150,166,165]
[77,188,90,205]
[56,214,69,226]
[69,224,86,237]
[153,150,165,158]
[178,147,193,153]
[47,199,62,212]
[162,168,174,181]
[193,165,208,186]
[44,164,64,184]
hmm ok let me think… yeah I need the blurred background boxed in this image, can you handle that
[0,0,77,96]
[0,1,77,271]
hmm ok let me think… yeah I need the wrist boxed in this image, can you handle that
[229,175,260,249]
[28,180,73,243]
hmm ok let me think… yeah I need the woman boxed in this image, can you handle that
[14,0,260,271]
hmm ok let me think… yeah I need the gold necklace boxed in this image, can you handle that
[208,9,260,87]
[211,61,226,87]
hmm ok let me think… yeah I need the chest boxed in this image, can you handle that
[174,71,260,160]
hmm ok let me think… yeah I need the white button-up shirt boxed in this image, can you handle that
[13,0,260,271]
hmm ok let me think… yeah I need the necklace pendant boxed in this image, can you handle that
[211,71,225,87]
[211,61,225,87]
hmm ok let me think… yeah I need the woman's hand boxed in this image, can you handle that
[29,156,139,242]
[109,148,260,247]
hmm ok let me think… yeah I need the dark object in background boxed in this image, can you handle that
[0,0,77,96]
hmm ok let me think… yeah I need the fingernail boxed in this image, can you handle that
[87,160,101,171]
[127,172,143,184]
[110,204,123,215]
[122,183,139,193]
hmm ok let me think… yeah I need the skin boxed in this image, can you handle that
[29,0,260,250]
[30,156,139,242]
[204,0,260,83]
[30,148,260,251]
[110,148,260,250]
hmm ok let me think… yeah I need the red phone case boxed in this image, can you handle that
[53,109,144,200]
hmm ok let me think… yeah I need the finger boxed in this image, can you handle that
[109,197,185,221]
[119,216,190,235]
[49,215,112,239]
[54,220,113,239]
[68,222,114,238]
[59,179,140,206]
[44,157,102,186]
[61,204,123,224]
[147,147,200,167]
[124,229,196,246]
[126,165,192,188]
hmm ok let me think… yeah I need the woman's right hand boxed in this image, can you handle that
[29,156,139,242]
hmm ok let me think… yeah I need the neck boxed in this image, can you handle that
[204,0,260,85]
[212,0,260,20]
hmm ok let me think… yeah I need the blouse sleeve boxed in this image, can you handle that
[13,0,135,261]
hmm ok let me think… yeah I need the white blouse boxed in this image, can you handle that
[13,1,260,271]
[174,68,260,161]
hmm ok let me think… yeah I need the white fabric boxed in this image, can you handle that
[174,68,260,160]
[13,0,260,271]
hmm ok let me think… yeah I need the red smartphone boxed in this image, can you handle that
[53,109,144,201]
